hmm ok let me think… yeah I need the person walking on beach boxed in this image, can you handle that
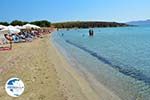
[4,34,13,49]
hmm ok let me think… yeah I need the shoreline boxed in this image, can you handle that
[51,32,122,100]
[0,33,121,100]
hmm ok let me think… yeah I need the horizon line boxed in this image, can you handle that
[0,19,149,24]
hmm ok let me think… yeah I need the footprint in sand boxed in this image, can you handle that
[38,68,42,71]
[38,95,46,100]
[51,64,55,66]
[43,73,46,75]
[33,77,36,79]
[45,76,49,79]
[41,81,44,84]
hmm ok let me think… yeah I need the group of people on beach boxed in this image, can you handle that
[0,28,51,50]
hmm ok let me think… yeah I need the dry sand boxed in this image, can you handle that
[0,34,121,100]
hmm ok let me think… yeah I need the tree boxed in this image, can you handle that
[30,20,51,27]
[10,20,28,26]
[52,21,128,28]
[0,22,9,26]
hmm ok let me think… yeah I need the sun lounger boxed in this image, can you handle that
[0,47,11,51]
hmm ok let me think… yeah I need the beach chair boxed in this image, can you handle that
[0,46,11,51]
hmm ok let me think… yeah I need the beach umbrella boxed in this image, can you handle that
[0,26,21,35]
[0,32,5,38]
[0,25,5,38]
[0,25,7,30]
[15,25,25,29]
[23,24,40,29]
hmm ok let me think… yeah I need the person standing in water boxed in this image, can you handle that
[61,33,64,36]
[89,29,94,36]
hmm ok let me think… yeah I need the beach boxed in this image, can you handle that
[0,33,121,100]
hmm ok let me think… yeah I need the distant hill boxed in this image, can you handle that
[127,19,150,26]
[52,21,128,28]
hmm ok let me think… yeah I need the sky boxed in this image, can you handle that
[0,0,150,23]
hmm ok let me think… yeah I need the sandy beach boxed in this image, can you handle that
[0,33,121,100]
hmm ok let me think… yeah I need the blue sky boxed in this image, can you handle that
[0,0,150,23]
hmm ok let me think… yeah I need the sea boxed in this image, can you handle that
[51,26,150,100]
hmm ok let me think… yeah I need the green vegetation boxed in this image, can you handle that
[0,22,9,26]
[0,20,128,28]
[10,20,29,26]
[30,20,51,27]
[52,21,128,28]
[0,20,51,27]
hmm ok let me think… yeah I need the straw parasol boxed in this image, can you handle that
[0,26,21,49]
[15,25,25,30]
[0,25,7,30]
[23,24,40,29]
[0,25,21,35]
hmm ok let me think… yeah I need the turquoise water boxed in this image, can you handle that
[52,26,150,100]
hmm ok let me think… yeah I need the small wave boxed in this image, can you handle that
[65,40,150,85]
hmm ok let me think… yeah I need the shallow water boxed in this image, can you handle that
[51,26,150,100]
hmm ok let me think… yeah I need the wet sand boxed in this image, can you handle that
[0,34,121,100]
